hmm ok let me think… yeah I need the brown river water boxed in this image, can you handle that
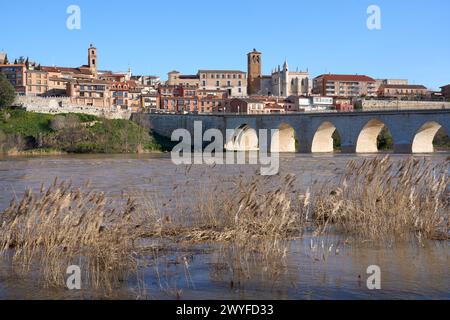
[0,153,448,300]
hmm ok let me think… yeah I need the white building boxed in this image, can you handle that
[292,96,334,112]
[260,60,310,97]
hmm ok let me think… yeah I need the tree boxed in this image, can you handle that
[0,74,16,108]
[3,54,8,64]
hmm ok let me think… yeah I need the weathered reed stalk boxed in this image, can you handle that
[312,156,449,241]
[0,179,151,292]
[0,156,447,293]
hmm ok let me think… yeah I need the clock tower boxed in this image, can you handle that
[247,49,262,96]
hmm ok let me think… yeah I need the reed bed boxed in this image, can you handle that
[0,156,447,293]
[0,179,152,292]
[312,156,449,241]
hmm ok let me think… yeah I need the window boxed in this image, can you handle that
[216,81,220,87]
[227,81,231,86]
[238,81,241,86]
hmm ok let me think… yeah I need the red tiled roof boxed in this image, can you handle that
[100,73,126,77]
[41,66,93,75]
[179,75,199,79]
[381,84,427,90]
[317,74,375,82]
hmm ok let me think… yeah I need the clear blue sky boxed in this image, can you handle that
[1,0,449,89]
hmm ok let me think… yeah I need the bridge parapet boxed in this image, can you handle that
[131,109,450,154]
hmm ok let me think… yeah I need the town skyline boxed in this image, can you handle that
[1,0,449,90]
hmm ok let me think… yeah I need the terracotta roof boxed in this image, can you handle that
[179,75,199,79]
[41,66,93,75]
[381,84,427,90]
[316,74,375,82]
[99,74,126,79]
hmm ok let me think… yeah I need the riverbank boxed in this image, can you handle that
[0,107,168,155]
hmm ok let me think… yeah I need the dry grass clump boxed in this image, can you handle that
[187,173,307,242]
[313,156,449,241]
[182,173,309,281]
[0,179,151,292]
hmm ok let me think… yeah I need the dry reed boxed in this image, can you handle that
[0,178,152,292]
[312,156,449,241]
[0,156,447,294]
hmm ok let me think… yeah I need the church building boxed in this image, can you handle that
[247,49,310,97]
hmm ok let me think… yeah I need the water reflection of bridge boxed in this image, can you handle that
[132,110,450,154]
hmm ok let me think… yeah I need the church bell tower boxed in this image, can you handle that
[88,44,98,75]
[247,49,262,96]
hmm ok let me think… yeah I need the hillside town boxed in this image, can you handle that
[0,45,449,118]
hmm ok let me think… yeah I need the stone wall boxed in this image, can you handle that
[132,110,450,154]
[361,99,450,111]
[14,96,131,120]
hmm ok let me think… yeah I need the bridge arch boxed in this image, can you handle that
[412,121,445,153]
[356,118,393,153]
[311,121,341,153]
[271,123,297,153]
[225,124,259,151]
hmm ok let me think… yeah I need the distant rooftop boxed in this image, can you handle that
[179,75,199,80]
[316,74,376,82]
[41,66,93,75]
[381,84,427,89]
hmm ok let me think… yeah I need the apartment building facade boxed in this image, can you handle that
[0,64,27,95]
[313,74,377,97]
[66,79,112,108]
[377,84,429,98]
[198,70,247,97]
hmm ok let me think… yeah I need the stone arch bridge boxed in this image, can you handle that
[131,110,450,154]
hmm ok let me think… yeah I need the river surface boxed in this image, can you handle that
[0,153,448,300]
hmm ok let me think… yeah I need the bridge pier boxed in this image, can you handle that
[394,143,413,154]
[341,144,356,154]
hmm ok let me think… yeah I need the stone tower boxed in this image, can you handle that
[247,49,262,96]
[88,44,97,75]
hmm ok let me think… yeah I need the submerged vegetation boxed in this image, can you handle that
[0,108,164,155]
[0,156,448,296]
